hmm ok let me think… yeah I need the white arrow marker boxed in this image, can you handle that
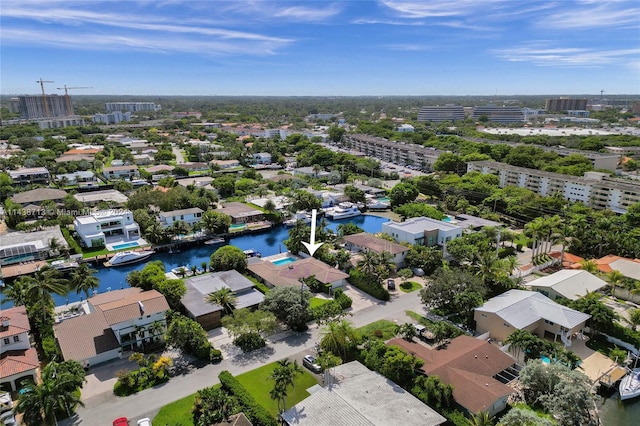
[302,209,324,257]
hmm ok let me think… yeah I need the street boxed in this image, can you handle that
[62,289,426,425]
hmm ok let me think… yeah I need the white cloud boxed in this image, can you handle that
[380,0,495,18]
[383,43,429,51]
[494,43,640,67]
[351,18,425,26]
[273,4,343,21]
[540,3,640,29]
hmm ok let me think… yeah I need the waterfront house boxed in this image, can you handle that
[158,207,204,229]
[247,257,349,289]
[388,336,516,417]
[218,202,264,225]
[0,226,68,266]
[54,288,170,367]
[342,232,409,269]
[8,167,50,187]
[73,209,140,248]
[474,290,590,345]
[382,217,462,247]
[181,270,265,330]
[0,306,39,392]
[281,361,446,426]
[527,269,607,301]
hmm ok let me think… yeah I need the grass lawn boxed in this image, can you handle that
[357,319,397,341]
[235,362,318,418]
[399,281,422,293]
[310,297,332,308]
[153,391,200,426]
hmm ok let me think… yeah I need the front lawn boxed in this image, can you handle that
[310,297,332,308]
[235,362,318,417]
[357,319,398,341]
[153,391,200,426]
[399,281,422,293]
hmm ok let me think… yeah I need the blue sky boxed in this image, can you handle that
[1,0,639,96]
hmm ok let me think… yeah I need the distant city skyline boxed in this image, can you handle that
[1,1,639,96]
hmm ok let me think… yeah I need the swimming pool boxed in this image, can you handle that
[230,224,247,230]
[441,216,453,222]
[376,197,390,203]
[112,241,140,250]
[271,257,297,266]
[540,355,551,364]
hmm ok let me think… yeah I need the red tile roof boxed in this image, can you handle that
[0,348,39,379]
[343,233,409,256]
[0,306,31,339]
[95,289,169,325]
[248,257,349,287]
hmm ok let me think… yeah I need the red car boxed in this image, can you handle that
[113,418,129,426]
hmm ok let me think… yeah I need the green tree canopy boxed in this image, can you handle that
[261,286,312,331]
[210,245,248,272]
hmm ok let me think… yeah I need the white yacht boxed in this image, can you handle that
[50,259,79,272]
[104,250,154,267]
[619,368,640,400]
[326,202,361,220]
[284,211,312,227]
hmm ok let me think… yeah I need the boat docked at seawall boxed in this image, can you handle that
[284,211,312,227]
[204,237,226,245]
[104,250,154,267]
[50,259,79,272]
[620,368,640,400]
[325,202,361,220]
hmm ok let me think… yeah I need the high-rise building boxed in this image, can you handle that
[105,102,161,112]
[472,105,524,123]
[545,98,588,112]
[16,95,71,119]
[417,105,466,122]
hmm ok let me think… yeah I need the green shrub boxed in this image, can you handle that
[210,348,223,363]
[233,332,266,352]
[334,288,353,308]
[604,322,640,347]
[61,227,82,254]
[498,246,516,258]
[218,371,277,426]
[41,335,60,361]
[348,269,390,301]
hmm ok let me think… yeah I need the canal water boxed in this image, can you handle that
[30,214,388,306]
[597,393,639,425]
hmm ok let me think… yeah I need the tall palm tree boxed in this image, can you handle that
[580,259,598,273]
[69,263,99,300]
[524,218,545,263]
[504,329,533,361]
[48,237,62,257]
[607,270,625,297]
[628,309,640,332]
[268,358,303,413]
[15,362,85,426]
[147,320,166,343]
[543,215,562,254]
[23,266,69,321]
[205,288,237,316]
[320,320,360,361]
[1,278,30,306]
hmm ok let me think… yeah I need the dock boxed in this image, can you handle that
[0,260,49,279]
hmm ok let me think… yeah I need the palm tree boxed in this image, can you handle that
[628,309,640,332]
[580,259,598,273]
[504,255,520,277]
[205,288,237,316]
[69,263,99,300]
[467,411,495,426]
[504,329,533,361]
[312,164,322,178]
[263,199,276,212]
[524,218,545,263]
[190,265,198,276]
[268,358,303,413]
[48,237,62,257]
[395,323,417,341]
[147,320,166,343]
[15,362,85,426]
[144,222,167,244]
[1,278,30,306]
[474,252,507,286]
[320,320,360,361]
[607,270,625,297]
[23,266,69,321]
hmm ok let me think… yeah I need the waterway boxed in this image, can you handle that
[1,214,388,307]
[597,392,639,425]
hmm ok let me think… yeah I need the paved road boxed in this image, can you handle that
[172,145,185,164]
[62,291,425,425]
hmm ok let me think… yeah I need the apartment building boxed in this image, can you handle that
[417,105,466,122]
[545,98,588,112]
[93,111,131,124]
[9,167,50,187]
[16,95,71,118]
[105,102,160,112]
[467,161,640,213]
[345,134,445,170]
[472,105,524,123]
[605,146,640,160]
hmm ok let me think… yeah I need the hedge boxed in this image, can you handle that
[218,370,277,426]
[348,269,390,301]
[333,288,353,309]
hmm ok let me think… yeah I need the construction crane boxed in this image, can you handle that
[36,78,54,117]
[57,85,93,115]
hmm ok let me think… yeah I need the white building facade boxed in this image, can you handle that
[74,210,140,247]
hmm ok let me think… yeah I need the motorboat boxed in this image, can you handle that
[171,266,190,276]
[284,211,312,227]
[619,367,640,400]
[50,259,79,272]
[104,250,154,267]
[204,237,226,245]
[243,249,262,258]
[325,202,361,220]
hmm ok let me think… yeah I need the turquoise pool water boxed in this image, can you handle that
[112,241,140,250]
[272,257,297,266]
[540,355,551,364]
[442,216,453,222]
[230,224,246,229]
[376,197,390,203]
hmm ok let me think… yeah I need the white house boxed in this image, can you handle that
[54,288,170,367]
[55,170,96,185]
[253,152,272,165]
[158,207,204,229]
[74,210,140,248]
[103,165,139,181]
[0,306,39,392]
[528,269,608,301]
[382,217,462,247]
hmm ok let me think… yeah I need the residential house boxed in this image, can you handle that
[218,202,264,224]
[180,162,209,173]
[247,257,349,289]
[594,255,640,280]
[474,290,591,345]
[73,189,129,207]
[253,152,272,165]
[55,171,97,186]
[528,269,608,301]
[382,217,462,247]
[8,167,50,187]
[292,167,331,179]
[133,154,153,165]
[281,361,446,426]
[145,165,175,174]
[158,207,204,229]
[103,165,139,181]
[74,209,140,248]
[181,270,265,330]
[249,196,290,212]
[54,288,170,367]
[0,226,68,266]
[210,159,240,169]
[397,124,414,133]
[388,336,516,417]
[342,233,409,269]
[176,176,215,189]
[443,214,503,232]
[11,188,67,207]
[0,306,39,392]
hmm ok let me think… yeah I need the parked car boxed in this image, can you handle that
[113,418,129,426]
[303,355,322,373]
[411,267,425,277]
[387,279,396,290]
[137,418,152,426]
